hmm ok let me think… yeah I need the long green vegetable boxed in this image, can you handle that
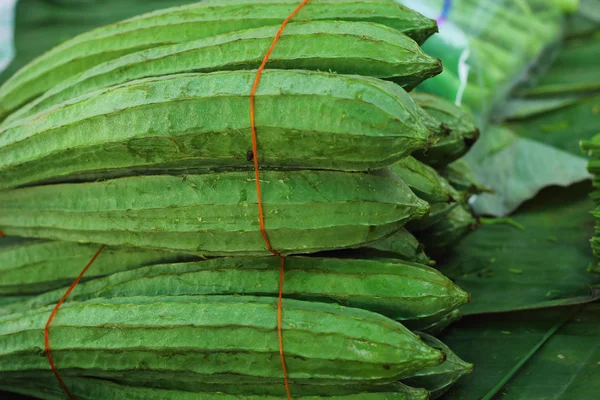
[390,156,459,204]
[0,70,432,189]
[0,256,469,326]
[0,170,429,255]
[2,21,441,127]
[0,0,437,120]
[0,378,431,400]
[403,333,472,399]
[0,296,444,385]
[0,238,196,295]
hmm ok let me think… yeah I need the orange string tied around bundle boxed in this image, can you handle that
[45,245,105,399]
[249,2,311,399]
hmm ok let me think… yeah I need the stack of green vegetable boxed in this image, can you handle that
[0,0,480,398]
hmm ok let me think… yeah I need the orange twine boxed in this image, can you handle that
[45,244,105,399]
[249,1,310,399]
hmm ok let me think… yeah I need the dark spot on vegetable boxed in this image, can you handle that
[247,150,254,162]
[441,123,452,136]
[382,364,390,370]
[464,129,480,148]
[369,225,376,233]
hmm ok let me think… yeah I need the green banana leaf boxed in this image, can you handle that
[472,11,599,217]
[439,302,600,400]
[438,182,600,315]
[567,0,600,34]
[518,35,600,97]
[463,125,590,216]
[495,96,585,121]
[508,95,600,156]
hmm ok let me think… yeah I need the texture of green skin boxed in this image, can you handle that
[3,21,442,127]
[0,295,444,385]
[0,378,431,400]
[361,228,433,266]
[0,238,197,295]
[0,70,431,190]
[389,156,459,204]
[410,93,480,168]
[396,306,465,335]
[420,309,463,336]
[0,257,469,326]
[403,333,472,400]
[415,204,479,255]
[0,296,32,307]
[0,0,437,119]
[407,203,458,233]
[0,171,430,256]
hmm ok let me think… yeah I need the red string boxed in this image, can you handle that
[250,0,310,256]
[249,2,310,399]
[277,255,290,398]
[45,244,105,399]
[0,231,5,237]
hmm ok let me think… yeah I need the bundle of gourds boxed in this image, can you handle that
[0,1,482,399]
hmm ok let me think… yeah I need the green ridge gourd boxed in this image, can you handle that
[415,204,479,255]
[1,21,442,127]
[0,70,432,190]
[438,160,493,199]
[0,378,431,400]
[407,203,459,232]
[0,238,198,295]
[359,228,434,265]
[0,296,445,385]
[403,333,472,399]
[0,0,438,120]
[418,309,463,336]
[0,170,430,255]
[410,93,480,168]
[389,156,459,204]
[0,257,470,327]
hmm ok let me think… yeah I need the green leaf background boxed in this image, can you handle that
[438,4,600,398]
[440,304,600,399]
[440,183,600,315]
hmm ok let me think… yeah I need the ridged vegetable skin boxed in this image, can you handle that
[390,156,459,204]
[0,70,432,189]
[0,170,429,255]
[0,379,431,400]
[2,21,441,127]
[0,0,437,120]
[0,296,445,385]
[411,93,480,167]
[0,238,197,295]
[0,256,470,326]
